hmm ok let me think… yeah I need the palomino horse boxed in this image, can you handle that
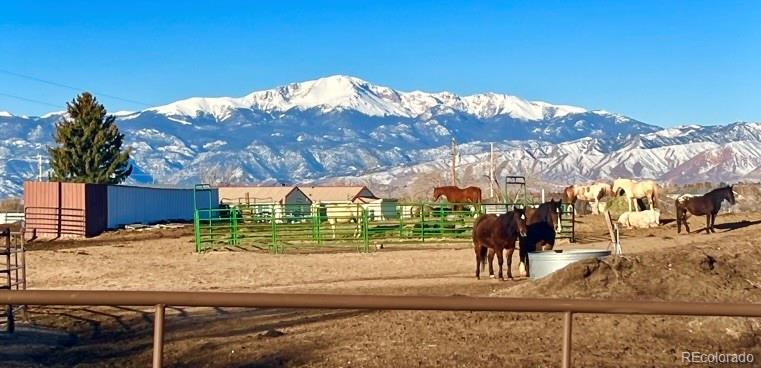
[472,209,528,280]
[316,203,363,239]
[676,186,736,234]
[612,178,660,212]
[562,182,612,215]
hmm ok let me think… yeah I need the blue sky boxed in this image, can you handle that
[1,1,759,127]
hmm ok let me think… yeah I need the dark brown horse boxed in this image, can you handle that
[676,186,736,234]
[433,186,482,204]
[520,200,560,277]
[472,209,528,280]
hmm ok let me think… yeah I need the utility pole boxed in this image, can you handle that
[489,143,494,198]
[37,154,43,181]
[450,137,457,187]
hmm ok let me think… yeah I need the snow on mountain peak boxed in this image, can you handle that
[244,74,410,117]
[138,75,595,121]
[148,96,242,120]
[0,110,13,117]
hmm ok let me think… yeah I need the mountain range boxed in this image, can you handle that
[1,75,759,198]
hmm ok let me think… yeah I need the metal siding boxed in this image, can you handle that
[23,181,87,237]
[192,188,218,220]
[106,185,217,229]
[84,184,108,237]
[301,186,370,203]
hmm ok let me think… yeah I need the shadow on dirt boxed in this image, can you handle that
[1,307,370,367]
[715,219,761,232]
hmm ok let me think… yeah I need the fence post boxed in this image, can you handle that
[398,205,404,239]
[153,304,166,368]
[311,208,317,242]
[316,208,323,246]
[208,207,213,246]
[270,205,278,253]
[361,208,369,252]
[439,205,444,238]
[193,210,200,252]
[231,207,238,246]
[420,203,425,242]
[3,230,14,333]
[562,311,573,368]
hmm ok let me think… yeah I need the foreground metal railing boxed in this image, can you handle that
[2,290,761,368]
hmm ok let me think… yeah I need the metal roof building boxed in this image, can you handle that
[299,186,376,203]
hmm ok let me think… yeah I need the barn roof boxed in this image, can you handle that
[217,186,309,204]
[299,186,377,203]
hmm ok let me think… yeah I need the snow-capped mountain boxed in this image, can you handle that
[0,75,758,197]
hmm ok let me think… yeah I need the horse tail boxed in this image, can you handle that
[651,183,660,209]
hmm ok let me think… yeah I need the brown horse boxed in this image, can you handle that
[676,186,736,234]
[472,209,528,280]
[433,186,482,204]
[525,199,561,228]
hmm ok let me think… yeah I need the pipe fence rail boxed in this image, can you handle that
[3,290,761,368]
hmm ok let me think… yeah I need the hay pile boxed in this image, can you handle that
[499,240,761,302]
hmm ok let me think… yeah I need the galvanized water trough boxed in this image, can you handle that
[528,249,612,279]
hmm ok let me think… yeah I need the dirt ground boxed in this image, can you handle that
[3,212,761,367]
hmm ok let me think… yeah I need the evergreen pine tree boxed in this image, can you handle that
[48,92,132,184]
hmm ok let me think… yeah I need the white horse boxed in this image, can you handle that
[320,203,362,239]
[562,182,612,215]
[612,178,660,212]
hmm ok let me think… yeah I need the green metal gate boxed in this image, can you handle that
[557,203,576,242]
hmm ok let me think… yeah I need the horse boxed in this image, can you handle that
[317,203,363,239]
[519,200,560,277]
[562,183,612,215]
[433,186,482,206]
[676,186,736,234]
[525,199,562,229]
[519,221,556,277]
[612,178,660,212]
[472,209,528,280]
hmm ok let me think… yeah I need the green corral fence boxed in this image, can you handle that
[195,202,482,253]
[194,201,576,253]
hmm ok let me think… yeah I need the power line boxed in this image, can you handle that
[0,68,151,107]
[0,91,62,109]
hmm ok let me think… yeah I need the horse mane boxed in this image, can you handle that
[707,185,732,194]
